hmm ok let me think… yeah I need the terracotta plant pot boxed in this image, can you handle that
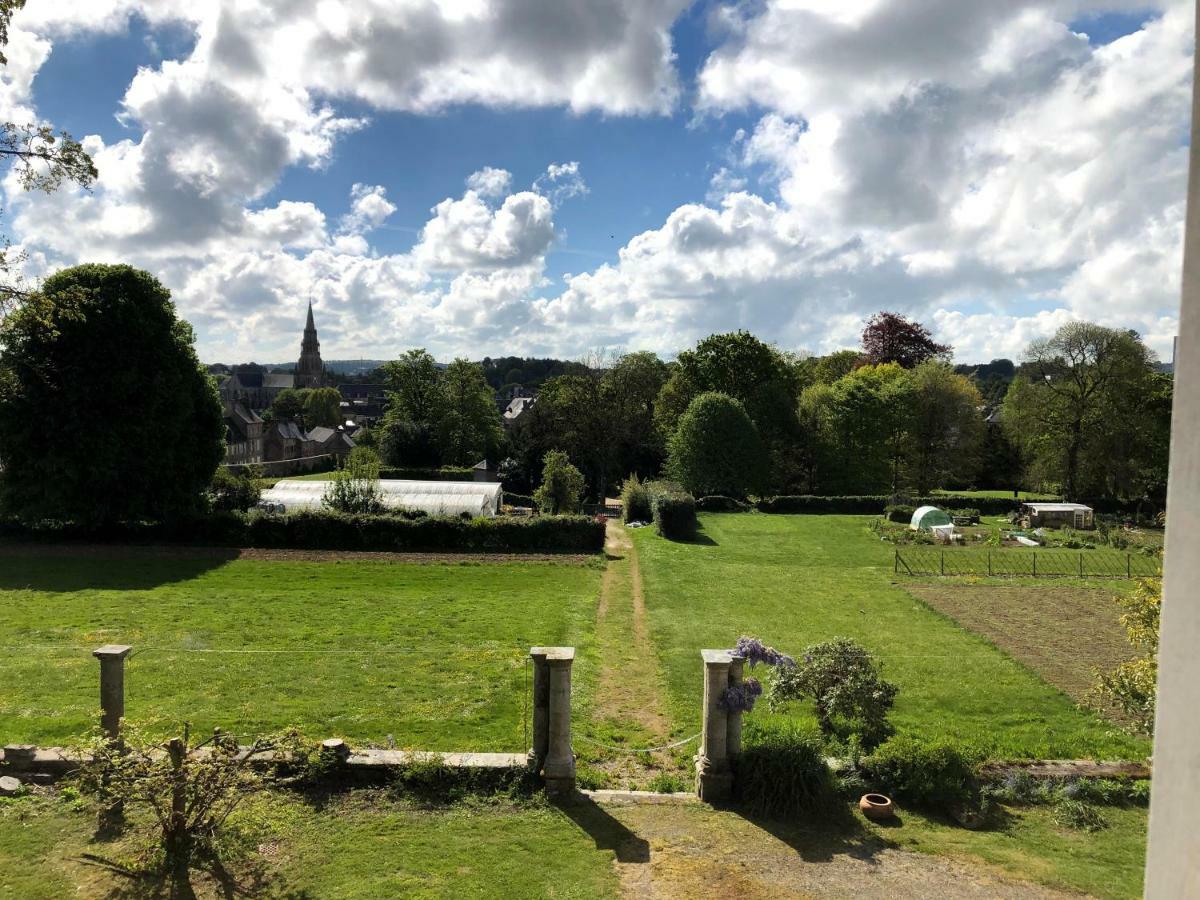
[859,793,895,820]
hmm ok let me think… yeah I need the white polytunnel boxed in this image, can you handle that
[259,479,503,518]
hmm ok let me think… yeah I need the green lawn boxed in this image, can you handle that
[0,791,620,899]
[632,513,1148,759]
[0,553,601,749]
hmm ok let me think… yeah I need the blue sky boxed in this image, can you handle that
[3,1,1189,364]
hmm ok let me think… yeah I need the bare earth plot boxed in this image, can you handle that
[904,581,1133,708]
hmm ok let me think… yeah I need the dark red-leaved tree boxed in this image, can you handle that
[860,312,951,368]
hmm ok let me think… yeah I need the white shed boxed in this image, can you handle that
[260,479,503,518]
[1021,502,1094,530]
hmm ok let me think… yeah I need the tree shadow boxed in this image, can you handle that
[82,850,313,899]
[0,545,239,591]
[554,793,651,863]
[731,803,892,865]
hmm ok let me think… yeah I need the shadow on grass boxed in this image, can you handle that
[0,545,239,591]
[82,849,312,900]
[556,794,650,863]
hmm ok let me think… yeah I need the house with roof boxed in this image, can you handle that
[222,401,264,465]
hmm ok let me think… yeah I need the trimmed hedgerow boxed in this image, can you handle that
[860,735,984,809]
[620,475,654,524]
[757,494,1021,516]
[0,510,606,554]
[884,503,915,523]
[503,492,536,508]
[652,490,697,540]
[377,466,475,481]
[696,495,751,512]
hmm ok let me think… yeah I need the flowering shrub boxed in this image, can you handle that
[735,636,796,669]
[719,677,763,712]
[768,638,898,746]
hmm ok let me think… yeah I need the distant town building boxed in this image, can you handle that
[222,401,264,464]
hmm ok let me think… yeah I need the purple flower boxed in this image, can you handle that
[718,677,764,713]
[734,636,797,669]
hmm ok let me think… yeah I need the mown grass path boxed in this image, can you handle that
[632,513,1148,760]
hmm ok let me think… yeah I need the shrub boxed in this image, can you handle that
[378,466,474,481]
[323,447,385,514]
[652,490,697,540]
[1052,798,1109,832]
[1089,578,1160,735]
[503,492,536,508]
[0,510,607,554]
[666,392,768,498]
[620,474,653,523]
[386,755,539,804]
[210,467,261,512]
[768,638,897,747]
[696,495,750,512]
[756,494,1019,516]
[884,503,915,524]
[533,450,585,515]
[861,736,983,808]
[735,720,837,817]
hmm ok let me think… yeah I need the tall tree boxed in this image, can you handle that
[667,392,768,498]
[303,386,343,428]
[381,349,444,423]
[267,388,306,424]
[601,351,669,479]
[435,358,502,465]
[860,312,950,369]
[904,361,986,494]
[0,264,223,522]
[1001,323,1161,499]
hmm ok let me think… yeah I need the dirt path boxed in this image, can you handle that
[591,521,672,752]
[584,797,1077,900]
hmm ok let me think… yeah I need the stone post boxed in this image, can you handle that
[528,647,550,769]
[539,647,575,797]
[92,645,132,742]
[696,649,734,802]
[726,654,744,759]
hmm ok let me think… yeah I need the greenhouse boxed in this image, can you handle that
[910,505,953,531]
[260,479,503,518]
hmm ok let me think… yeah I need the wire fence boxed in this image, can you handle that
[895,547,1162,579]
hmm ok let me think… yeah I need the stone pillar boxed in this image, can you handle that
[92,645,132,742]
[540,647,575,797]
[726,655,744,759]
[696,649,734,803]
[528,648,550,769]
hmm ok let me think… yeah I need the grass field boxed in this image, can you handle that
[0,551,602,749]
[632,513,1149,759]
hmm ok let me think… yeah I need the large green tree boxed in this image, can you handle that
[1001,323,1164,499]
[436,358,502,465]
[303,386,343,428]
[666,392,768,498]
[0,264,224,522]
[904,361,985,494]
[381,349,444,422]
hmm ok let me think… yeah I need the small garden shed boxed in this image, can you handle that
[910,505,953,531]
[1021,502,1094,530]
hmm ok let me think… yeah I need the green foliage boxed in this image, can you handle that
[1052,799,1109,832]
[0,264,224,523]
[1001,322,1167,501]
[1090,579,1160,734]
[861,735,983,808]
[884,503,915,523]
[694,495,751,512]
[666,392,768,498]
[436,358,503,466]
[768,638,897,746]
[323,447,384,514]
[534,449,585,514]
[0,509,607,554]
[387,755,540,805]
[303,387,343,428]
[269,387,307,423]
[651,489,697,540]
[645,771,690,793]
[210,467,261,512]
[381,349,444,423]
[735,719,837,817]
[755,493,1017,515]
[620,474,653,523]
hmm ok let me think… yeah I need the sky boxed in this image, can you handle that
[0,1,1190,365]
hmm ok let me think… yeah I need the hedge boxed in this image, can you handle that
[0,510,606,554]
[502,492,536,508]
[696,495,750,512]
[378,466,475,481]
[652,491,697,540]
[756,494,1023,516]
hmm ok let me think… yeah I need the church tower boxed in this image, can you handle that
[295,302,325,388]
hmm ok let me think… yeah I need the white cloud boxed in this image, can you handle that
[466,167,513,198]
[339,184,397,235]
[533,161,588,206]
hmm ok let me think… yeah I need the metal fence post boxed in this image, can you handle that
[894,549,898,574]
[940,551,945,576]
[1032,554,1037,577]
[988,551,992,577]
[1127,553,1132,578]
[1080,554,1085,577]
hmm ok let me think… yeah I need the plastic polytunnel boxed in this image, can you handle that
[259,479,503,518]
[910,505,953,531]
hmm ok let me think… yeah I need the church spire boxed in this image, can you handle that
[295,301,324,388]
